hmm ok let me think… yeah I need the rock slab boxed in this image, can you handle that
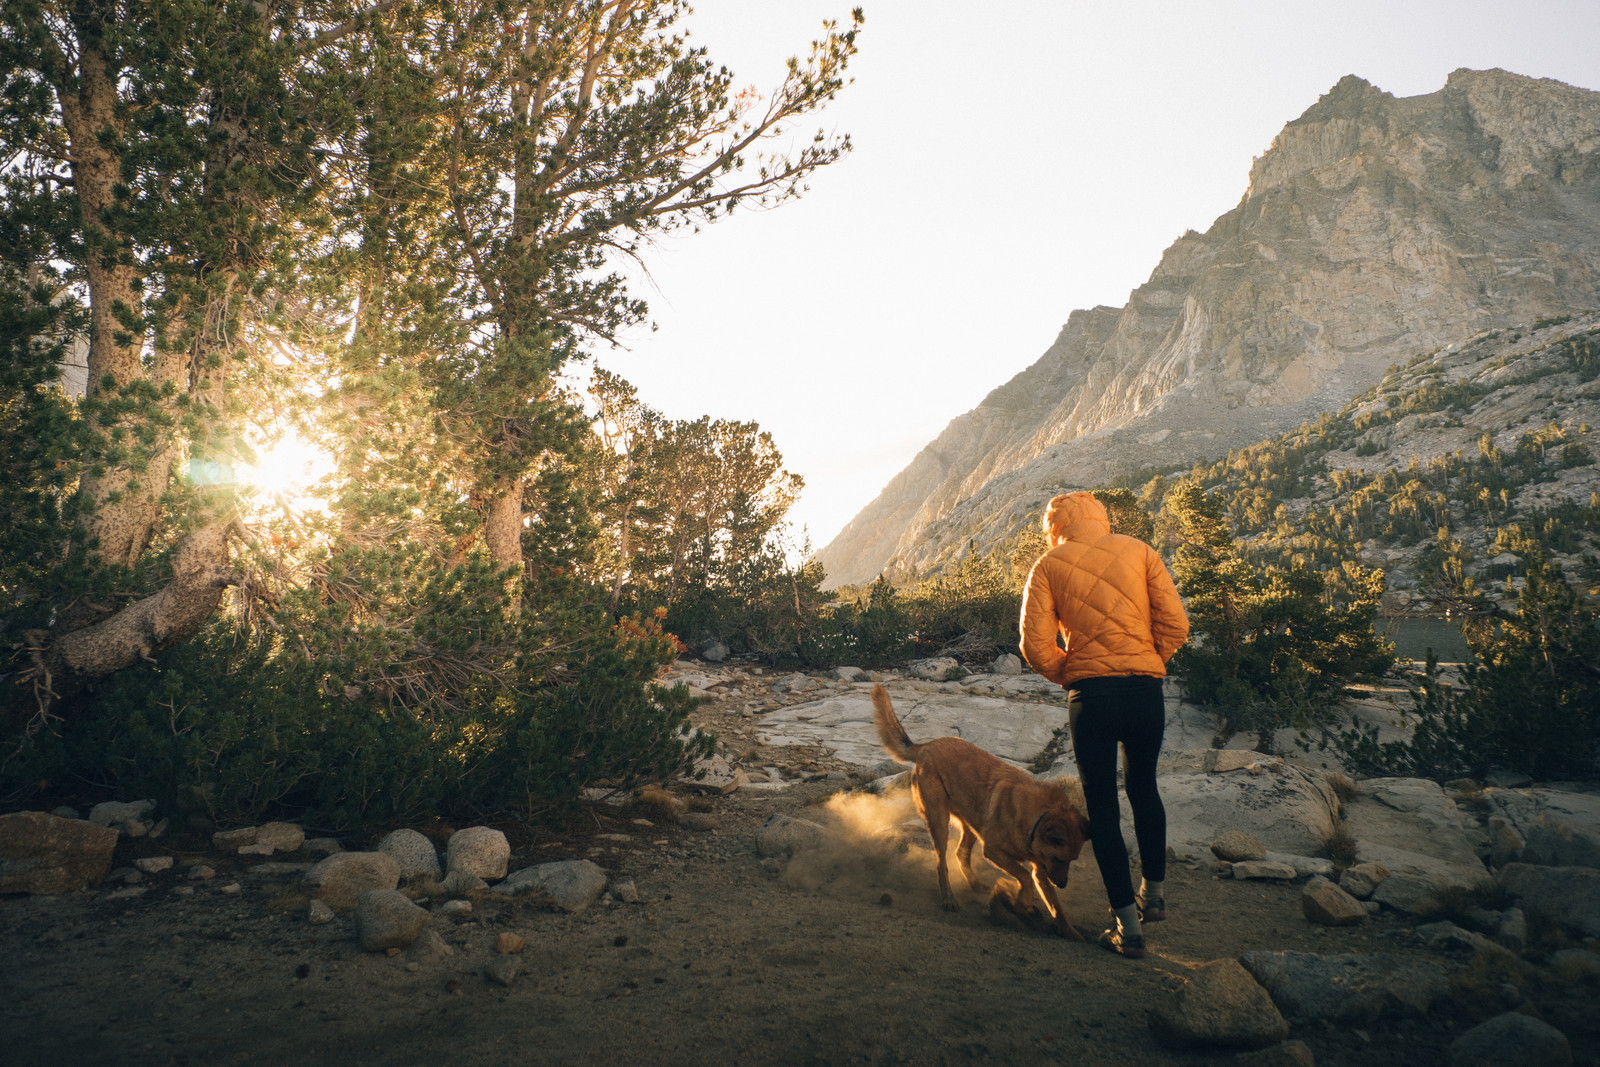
[492,859,606,912]
[0,811,119,894]
[1496,863,1600,939]
[1241,950,1448,1024]
[1447,1011,1572,1067]
[1148,958,1289,1049]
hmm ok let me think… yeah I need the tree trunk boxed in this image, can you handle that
[484,476,525,588]
[58,43,170,571]
[29,520,238,713]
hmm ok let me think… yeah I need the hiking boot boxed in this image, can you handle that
[1137,893,1166,924]
[1098,927,1145,959]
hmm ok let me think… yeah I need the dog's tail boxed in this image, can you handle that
[871,684,919,764]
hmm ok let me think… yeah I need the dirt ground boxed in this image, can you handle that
[4,694,1596,1066]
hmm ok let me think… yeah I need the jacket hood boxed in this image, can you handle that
[1044,492,1111,543]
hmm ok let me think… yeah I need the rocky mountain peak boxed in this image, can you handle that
[818,69,1600,588]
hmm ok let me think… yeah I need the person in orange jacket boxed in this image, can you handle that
[1019,491,1189,959]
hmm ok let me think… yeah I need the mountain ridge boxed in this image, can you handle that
[818,68,1600,587]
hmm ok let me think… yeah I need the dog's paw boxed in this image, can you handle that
[1053,919,1086,942]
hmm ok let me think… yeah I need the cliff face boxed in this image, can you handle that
[818,69,1600,587]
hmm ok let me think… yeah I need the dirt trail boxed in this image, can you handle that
[4,683,1594,1065]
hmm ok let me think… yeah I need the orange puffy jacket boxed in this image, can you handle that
[1018,493,1189,688]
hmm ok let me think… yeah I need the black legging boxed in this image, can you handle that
[1068,674,1167,911]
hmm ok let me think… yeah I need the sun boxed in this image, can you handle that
[240,427,337,510]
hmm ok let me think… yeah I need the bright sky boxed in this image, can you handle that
[597,0,1600,558]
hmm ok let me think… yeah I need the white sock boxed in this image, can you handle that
[1140,877,1164,902]
[1113,903,1141,938]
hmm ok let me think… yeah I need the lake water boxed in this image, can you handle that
[1380,616,1473,661]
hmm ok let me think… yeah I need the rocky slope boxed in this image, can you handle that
[819,68,1600,586]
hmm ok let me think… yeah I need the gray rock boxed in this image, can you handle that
[1240,950,1448,1024]
[146,818,169,841]
[1212,831,1268,863]
[308,898,335,925]
[831,666,866,682]
[908,657,961,682]
[492,859,606,913]
[254,822,305,854]
[1203,750,1260,774]
[702,640,729,663]
[991,653,1023,675]
[355,888,430,951]
[132,856,174,874]
[755,814,840,858]
[438,899,471,917]
[436,869,488,896]
[1496,863,1600,938]
[1447,1011,1571,1067]
[1338,862,1391,899]
[1488,816,1527,867]
[1482,787,1600,871]
[1416,920,1493,953]
[212,826,259,850]
[303,837,344,855]
[1233,1041,1316,1067]
[485,956,519,986]
[1497,907,1527,953]
[1523,819,1600,871]
[88,800,156,831]
[1370,872,1447,914]
[1549,948,1600,983]
[1302,877,1368,926]
[1342,777,1490,896]
[245,861,315,877]
[378,828,442,883]
[772,671,817,694]
[611,879,640,904]
[1485,769,1534,789]
[0,811,120,895]
[1232,861,1298,881]
[303,851,402,910]
[405,927,455,965]
[445,826,509,880]
[1148,958,1289,1049]
[49,806,81,820]
[1263,851,1334,878]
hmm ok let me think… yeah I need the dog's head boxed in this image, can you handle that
[1032,801,1090,889]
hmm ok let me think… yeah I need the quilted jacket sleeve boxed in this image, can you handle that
[1019,557,1069,685]
[1146,547,1190,663]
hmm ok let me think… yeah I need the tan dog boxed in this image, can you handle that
[871,684,1089,939]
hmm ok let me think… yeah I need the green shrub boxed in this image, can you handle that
[1331,556,1599,782]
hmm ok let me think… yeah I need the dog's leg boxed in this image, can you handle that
[953,818,983,891]
[914,780,959,912]
[988,855,1044,914]
[1031,863,1084,942]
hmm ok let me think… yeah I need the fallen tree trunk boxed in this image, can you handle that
[22,521,239,723]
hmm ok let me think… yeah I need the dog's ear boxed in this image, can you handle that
[1065,807,1090,847]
